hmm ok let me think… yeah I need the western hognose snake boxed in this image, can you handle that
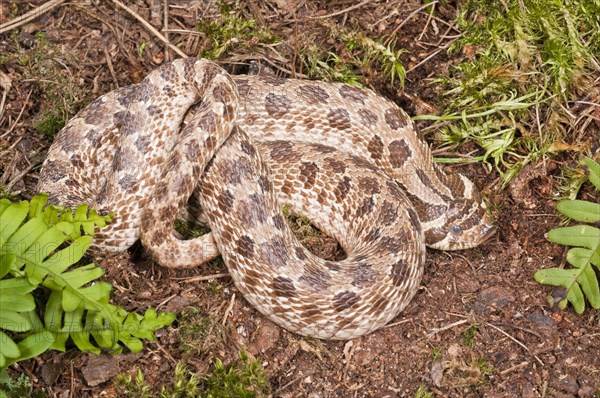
[38,58,495,339]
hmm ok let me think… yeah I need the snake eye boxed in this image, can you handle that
[451,225,462,235]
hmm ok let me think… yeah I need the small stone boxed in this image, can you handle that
[80,355,119,387]
[247,321,280,355]
[430,360,444,387]
[521,382,536,398]
[578,385,596,398]
[528,312,556,329]
[456,277,481,293]
[549,374,579,395]
[164,295,197,312]
[478,286,516,308]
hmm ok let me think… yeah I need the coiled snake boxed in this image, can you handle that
[38,58,495,339]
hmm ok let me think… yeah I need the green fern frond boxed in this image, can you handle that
[0,195,176,371]
[534,157,600,313]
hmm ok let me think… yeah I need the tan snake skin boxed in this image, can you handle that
[38,58,495,339]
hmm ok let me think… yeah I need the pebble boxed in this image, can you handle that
[549,374,579,395]
[478,286,516,308]
[80,355,119,387]
[247,321,280,355]
[528,312,556,328]
[521,382,536,398]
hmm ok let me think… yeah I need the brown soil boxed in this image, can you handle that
[1,1,599,397]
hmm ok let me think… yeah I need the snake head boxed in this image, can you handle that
[424,175,496,251]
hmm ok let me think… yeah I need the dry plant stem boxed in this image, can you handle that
[103,46,119,88]
[384,1,439,46]
[163,0,170,61]
[1,89,33,139]
[417,2,436,42]
[6,162,37,191]
[499,361,529,376]
[110,0,188,59]
[427,319,469,338]
[179,273,230,283]
[310,0,373,20]
[406,36,461,74]
[0,0,66,34]
[383,317,413,329]
[485,322,544,366]
[0,71,11,123]
[222,293,236,326]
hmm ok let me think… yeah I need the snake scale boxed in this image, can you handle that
[38,58,495,339]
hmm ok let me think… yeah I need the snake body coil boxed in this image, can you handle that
[38,59,495,339]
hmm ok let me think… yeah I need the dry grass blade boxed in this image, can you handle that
[110,0,188,59]
[0,0,66,34]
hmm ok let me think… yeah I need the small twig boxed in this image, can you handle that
[222,293,236,326]
[499,361,529,376]
[103,46,119,88]
[274,373,310,394]
[427,319,469,338]
[384,1,439,46]
[163,0,170,62]
[161,28,202,35]
[309,0,373,20]
[155,293,178,310]
[417,2,436,42]
[493,322,542,339]
[1,89,33,139]
[0,71,11,124]
[453,253,475,272]
[6,161,37,191]
[110,0,188,59]
[154,341,178,365]
[384,317,413,329]
[178,273,229,283]
[0,0,66,34]
[485,322,544,366]
[405,37,460,75]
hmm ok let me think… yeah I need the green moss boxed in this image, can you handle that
[173,219,211,240]
[299,27,406,86]
[431,347,442,362]
[423,0,600,184]
[462,325,479,347]
[117,353,269,398]
[414,385,433,398]
[203,351,270,398]
[178,307,215,354]
[33,110,66,138]
[196,2,278,59]
[0,371,46,398]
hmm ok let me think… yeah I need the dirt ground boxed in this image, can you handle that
[1,0,599,397]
